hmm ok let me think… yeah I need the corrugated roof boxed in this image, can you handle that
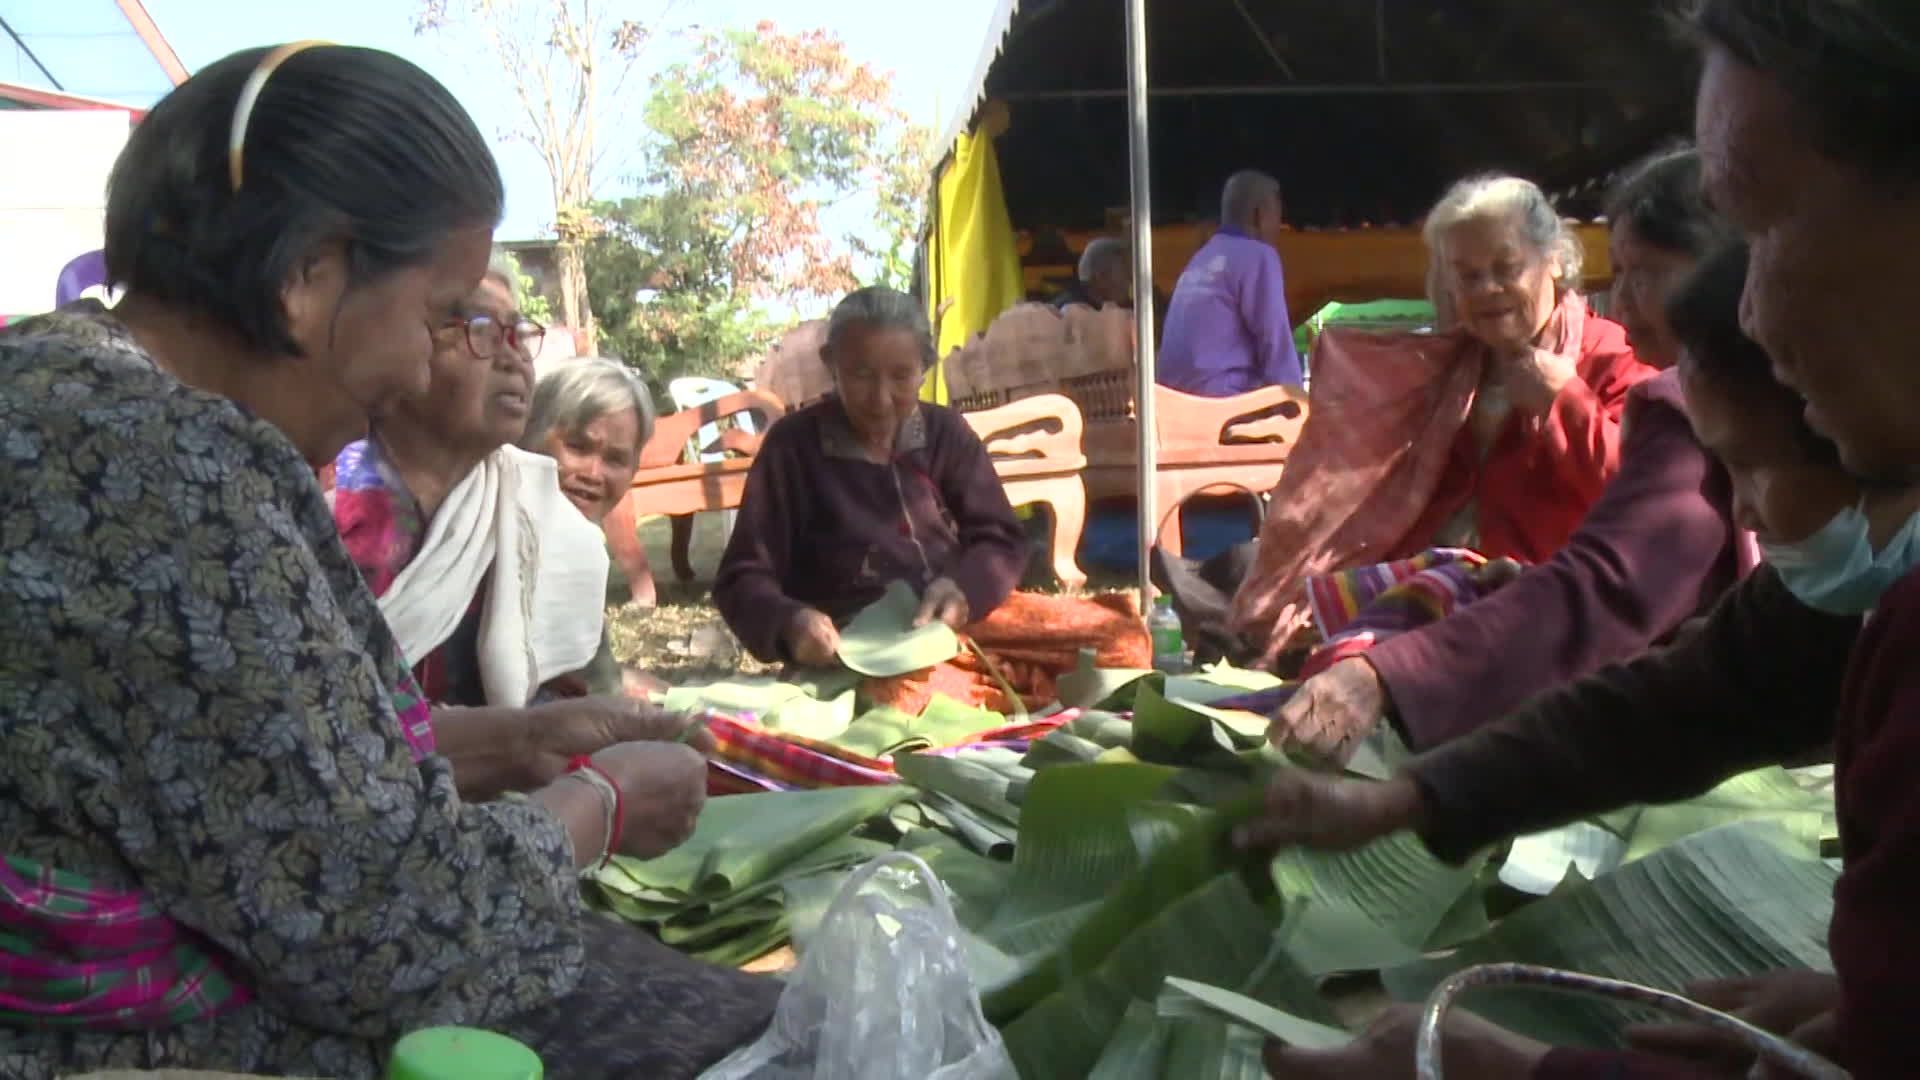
[935,0,1022,159]
[0,0,183,109]
[954,0,1697,232]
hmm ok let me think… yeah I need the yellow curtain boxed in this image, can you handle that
[924,125,1024,404]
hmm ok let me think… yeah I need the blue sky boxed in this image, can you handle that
[135,0,1000,240]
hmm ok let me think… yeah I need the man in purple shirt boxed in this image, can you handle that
[1156,170,1303,395]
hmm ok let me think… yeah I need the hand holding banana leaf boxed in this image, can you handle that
[525,696,717,784]
[1264,1003,1549,1079]
[911,575,970,630]
[783,608,842,667]
[1231,767,1426,852]
[589,741,709,858]
[1624,972,1841,1075]
[1267,659,1391,765]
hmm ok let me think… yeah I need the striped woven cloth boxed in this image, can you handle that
[703,711,1076,794]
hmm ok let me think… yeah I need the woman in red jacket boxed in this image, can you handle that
[1230,174,1657,666]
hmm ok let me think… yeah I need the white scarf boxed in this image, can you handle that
[379,445,609,707]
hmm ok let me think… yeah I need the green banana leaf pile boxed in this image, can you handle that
[610,658,1840,1077]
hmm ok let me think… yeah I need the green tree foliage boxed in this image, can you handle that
[586,21,933,395]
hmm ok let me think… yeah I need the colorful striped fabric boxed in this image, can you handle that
[1299,547,1510,680]
[701,711,1075,794]
[0,663,435,1029]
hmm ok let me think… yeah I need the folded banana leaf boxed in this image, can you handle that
[920,790,1018,857]
[833,695,1008,758]
[662,677,857,741]
[894,745,1032,825]
[1383,822,1837,1048]
[781,827,1014,954]
[1056,662,1257,711]
[600,785,909,900]
[836,578,961,676]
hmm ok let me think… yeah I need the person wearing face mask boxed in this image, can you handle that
[1238,242,1877,1079]
[1227,173,1659,668]
[714,286,1149,714]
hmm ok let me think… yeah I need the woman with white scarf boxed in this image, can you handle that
[332,251,706,799]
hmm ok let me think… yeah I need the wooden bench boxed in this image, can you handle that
[605,388,787,604]
[960,393,1090,588]
[942,303,1310,555]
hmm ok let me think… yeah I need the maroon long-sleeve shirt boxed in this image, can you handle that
[1369,370,1744,749]
[1403,562,1920,1078]
[713,397,1027,663]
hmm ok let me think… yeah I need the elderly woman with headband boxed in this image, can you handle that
[1228,173,1658,668]
[715,285,1149,712]
[0,42,774,1080]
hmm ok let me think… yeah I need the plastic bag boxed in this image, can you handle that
[700,851,1016,1080]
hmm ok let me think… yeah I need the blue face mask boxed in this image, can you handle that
[1760,501,1920,615]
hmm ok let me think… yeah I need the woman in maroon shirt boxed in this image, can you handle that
[714,286,1148,711]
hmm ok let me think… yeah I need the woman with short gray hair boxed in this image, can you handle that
[521,357,663,697]
[520,356,657,524]
[713,285,1148,712]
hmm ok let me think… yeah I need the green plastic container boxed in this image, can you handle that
[386,1026,543,1080]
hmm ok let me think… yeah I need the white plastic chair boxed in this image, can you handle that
[667,376,755,542]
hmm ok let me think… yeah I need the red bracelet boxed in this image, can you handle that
[567,755,623,864]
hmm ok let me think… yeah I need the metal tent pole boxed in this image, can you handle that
[1125,0,1157,614]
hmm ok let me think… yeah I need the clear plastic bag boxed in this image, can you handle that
[700,852,1016,1080]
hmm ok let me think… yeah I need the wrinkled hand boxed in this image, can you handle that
[913,577,970,630]
[1269,659,1388,766]
[1501,346,1578,415]
[526,696,715,785]
[1234,769,1425,853]
[1752,1009,1839,1080]
[1624,971,1841,1075]
[1264,1003,1548,1079]
[784,608,841,667]
[590,741,709,859]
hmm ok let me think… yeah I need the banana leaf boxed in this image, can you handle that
[662,677,857,741]
[1382,822,1837,1048]
[601,785,909,899]
[1068,710,1137,747]
[893,746,1031,824]
[920,790,1018,857]
[1056,663,1253,711]
[1268,828,1487,976]
[1622,767,1835,862]
[837,578,961,676]
[1020,728,1110,768]
[1191,661,1285,693]
[830,695,1005,758]
[782,828,1013,955]
[1087,1005,1269,1080]
[1160,978,1354,1049]
[998,871,1334,1077]
[1130,681,1257,768]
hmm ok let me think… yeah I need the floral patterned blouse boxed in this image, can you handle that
[0,306,584,1077]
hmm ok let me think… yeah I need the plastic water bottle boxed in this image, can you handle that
[1148,595,1187,674]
